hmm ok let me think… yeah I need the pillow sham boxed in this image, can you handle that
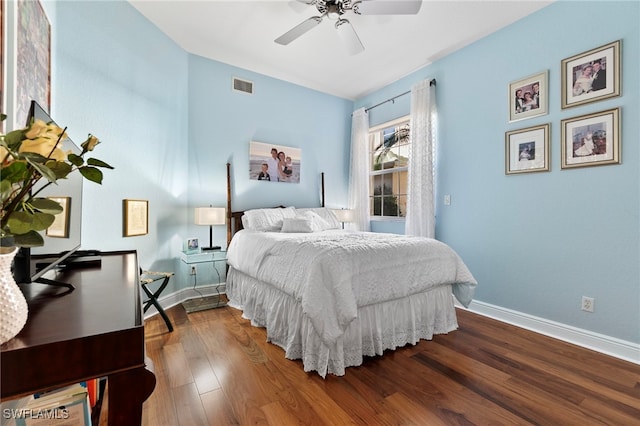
[243,207,296,231]
[281,217,315,233]
[296,207,341,230]
[281,211,333,233]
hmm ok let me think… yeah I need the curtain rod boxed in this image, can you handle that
[364,78,436,113]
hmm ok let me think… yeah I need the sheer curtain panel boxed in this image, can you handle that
[405,79,436,238]
[348,108,370,231]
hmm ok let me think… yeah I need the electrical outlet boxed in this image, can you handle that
[190,266,197,276]
[581,296,594,313]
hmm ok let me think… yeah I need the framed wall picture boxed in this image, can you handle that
[505,123,550,175]
[123,199,149,237]
[509,71,548,122]
[249,140,301,184]
[561,108,620,169]
[15,0,51,128]
[561,40,621,109]
[1,0,4,133]
[46,196,71,238]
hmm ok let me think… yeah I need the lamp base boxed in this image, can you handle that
[201,246,221,251]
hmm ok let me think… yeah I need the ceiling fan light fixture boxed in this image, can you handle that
[277,0,422,51]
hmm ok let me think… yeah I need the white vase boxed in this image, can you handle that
[0,246,28,345]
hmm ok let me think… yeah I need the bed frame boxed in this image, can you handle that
[225,162,325,246]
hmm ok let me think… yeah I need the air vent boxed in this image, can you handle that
[232,77,253,95]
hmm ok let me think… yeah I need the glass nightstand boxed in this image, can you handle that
[180,250,227,312]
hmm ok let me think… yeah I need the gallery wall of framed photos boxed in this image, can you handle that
[505,39,622,175]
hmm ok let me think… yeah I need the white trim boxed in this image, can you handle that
[457,299,640,365]
[143,283,226,319]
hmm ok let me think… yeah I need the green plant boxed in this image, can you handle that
[372,184,400,216]
[373,124,410,166]
[1,115,113,247]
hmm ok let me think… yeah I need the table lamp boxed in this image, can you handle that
[332,208,354,229]
[194,206,226,251]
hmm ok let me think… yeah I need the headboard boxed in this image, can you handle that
[226,162,325,246]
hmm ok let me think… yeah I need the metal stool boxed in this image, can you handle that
[140,270,174,332]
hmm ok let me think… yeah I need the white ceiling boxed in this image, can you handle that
[129,0,552,100]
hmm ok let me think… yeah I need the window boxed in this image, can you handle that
[369,116,410,218]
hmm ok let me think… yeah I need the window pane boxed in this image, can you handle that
[371,175,382,196]
[381,174,393,195]
[371,196,382,216]
[396,143,409,167]
[395,170,407,195]
[368,116,410,218]
[382,196,399,216]
[370,133,384,170]
[397,195,407,217]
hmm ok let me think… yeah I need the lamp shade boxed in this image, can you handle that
[332,208,354,223]
[194,207,226,226]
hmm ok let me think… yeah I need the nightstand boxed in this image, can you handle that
[179,250,227,312]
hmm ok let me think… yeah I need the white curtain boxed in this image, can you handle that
[405,79,436,238]
[348,107,370,231]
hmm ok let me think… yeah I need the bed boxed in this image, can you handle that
[224,164,477,377]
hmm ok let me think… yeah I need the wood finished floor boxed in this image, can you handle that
[142,304,640,425]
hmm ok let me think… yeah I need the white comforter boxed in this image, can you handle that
[227,230,477,347]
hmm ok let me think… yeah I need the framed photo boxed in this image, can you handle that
[123,199,149,237]
[183,238,199,253]
[561,40,620,109]
[46,196,70,238]
[15,0,51,128]
[505,123,550,175]
[249,140,301,184]
[561,108,620,169]
[509,71,548,122]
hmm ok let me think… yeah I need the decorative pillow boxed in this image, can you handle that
[281,211,333,233]
[296,208,341,229]
[243,207,296,231]
[300,210,332,231]
[281,217,315,233]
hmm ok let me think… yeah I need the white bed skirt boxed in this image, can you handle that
[227,267,459,377]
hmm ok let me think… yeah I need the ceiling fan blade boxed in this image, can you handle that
[288,0,316,13]
[275,16,323,45]
[355,0,422,15]
[335,19,364,55]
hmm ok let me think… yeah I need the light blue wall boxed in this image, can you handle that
[51,0,189,292]
[186,54,353,246]
[43,1,638,343]
[47,1,352,292]
[356,1,639,343]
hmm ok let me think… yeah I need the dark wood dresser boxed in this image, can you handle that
[0,250,155,425]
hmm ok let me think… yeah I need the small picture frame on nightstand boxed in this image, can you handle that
[183,237,199,254]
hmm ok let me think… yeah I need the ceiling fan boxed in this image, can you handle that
[275,0,423,55]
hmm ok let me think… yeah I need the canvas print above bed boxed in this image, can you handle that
[249,140,301,184]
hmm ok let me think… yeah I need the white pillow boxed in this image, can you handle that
[243,207,296,231]
[281,211,332,233]
[296,208,341,229]
[281,217,315,233]
[299,210,332,231]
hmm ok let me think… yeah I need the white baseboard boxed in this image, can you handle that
[143,283,226,318]
[460,299,640,366]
